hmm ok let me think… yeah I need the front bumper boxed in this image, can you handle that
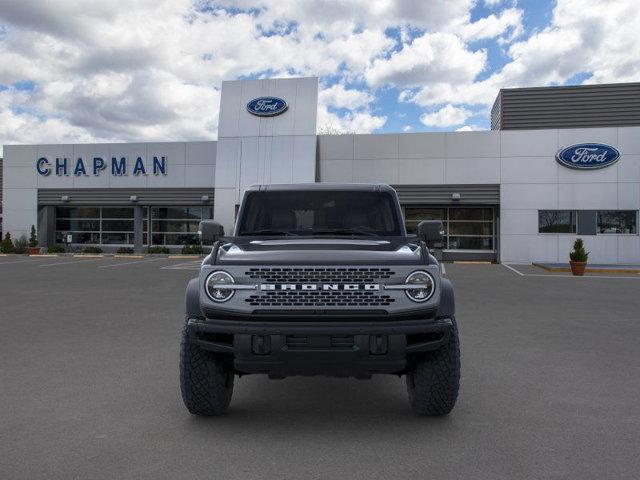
[187,317,453,378]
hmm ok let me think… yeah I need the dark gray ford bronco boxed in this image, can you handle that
[180,184,459,416]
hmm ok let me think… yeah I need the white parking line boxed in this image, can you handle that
[440,263,446,275]
[502,263,524,276]
[98,257,165,269]
[39,258,103,267]
[502,263,640,280]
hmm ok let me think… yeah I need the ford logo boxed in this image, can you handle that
[246,97,288,117]
[556,143,620,170]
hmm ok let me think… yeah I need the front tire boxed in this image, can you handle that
[180,319,234,416]
[406,317,460,416]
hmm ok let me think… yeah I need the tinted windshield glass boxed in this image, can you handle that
[237,190,402,236]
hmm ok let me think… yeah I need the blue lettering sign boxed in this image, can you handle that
[36,155,168,177]
[36,157,51,176]
[133,157,146,175]
[153,156,167,175]
[55,157,68,176]
[74,158,87,176]
[93,157,106,175]
[556,143,620,170]
[111,157,127,175]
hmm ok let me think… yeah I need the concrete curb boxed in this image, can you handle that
[534,263,640,274]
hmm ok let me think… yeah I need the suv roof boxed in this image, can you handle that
[246,183,397,193]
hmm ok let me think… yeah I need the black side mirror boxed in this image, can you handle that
[199,221,225,245]
[417,220,444,247]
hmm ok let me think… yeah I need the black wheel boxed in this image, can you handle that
[180,319,234,416]
[406,317,460,416]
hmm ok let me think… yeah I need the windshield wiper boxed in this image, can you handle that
[240,229,299,236]
[310,227,378,237]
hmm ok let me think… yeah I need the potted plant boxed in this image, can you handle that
[28,225,40,254]
[569,238,589,276]
[0,232,15,254]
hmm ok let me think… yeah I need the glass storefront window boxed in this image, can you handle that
[538,210,577,233]
[56,207,100,219]
[449,208,493,221]
[404,206,495,251]
[55,206,136,245]
[404,208,446,234]
[448,236,493,250]
[149,206,214,245]
[597,210,638,234]
[448,222,493,236]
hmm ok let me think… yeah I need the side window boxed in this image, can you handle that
[538,210,576,233]
[597,211,638,234]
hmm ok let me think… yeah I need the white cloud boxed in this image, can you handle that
[366,32,486,88]
[459,8,523,42]
[420,105,472,127]
[456,125,484,131]
[402,125,413,132]
[317,106,386,134]
[403,0,640,110]
[484,0,506,7]
[0,0,638,148]
[319,84,373,110]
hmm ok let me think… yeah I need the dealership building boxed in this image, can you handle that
[1,78,639,263]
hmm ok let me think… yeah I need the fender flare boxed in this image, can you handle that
[185,277,204,319]
[436,277,455,318]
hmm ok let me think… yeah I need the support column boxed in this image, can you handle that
[133,206,144,253]
[37,206,56,248]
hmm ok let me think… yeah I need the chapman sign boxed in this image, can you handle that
[36,156,167,177]
[246,97,288,117]
[556,143,620,170]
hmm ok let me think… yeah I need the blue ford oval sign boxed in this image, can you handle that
[247,97,288,117]
[556,143,620,170]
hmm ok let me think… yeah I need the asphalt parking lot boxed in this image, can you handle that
[1,256,639,479]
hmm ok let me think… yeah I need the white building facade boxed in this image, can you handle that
[2,77,639,264]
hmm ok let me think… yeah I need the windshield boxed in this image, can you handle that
[237,190,403,237]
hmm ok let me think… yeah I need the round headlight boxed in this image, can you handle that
[404,271,435,302]
[205,271,235,302]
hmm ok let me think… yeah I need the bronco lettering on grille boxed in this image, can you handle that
[260,284,380,291]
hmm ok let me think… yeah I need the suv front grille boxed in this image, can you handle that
[245,267,394,283]
[245,290,395,307]
[243,267,397,308]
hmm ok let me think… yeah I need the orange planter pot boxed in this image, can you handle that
[569,261,587,276]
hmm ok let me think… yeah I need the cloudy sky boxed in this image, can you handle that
[0,0,638,153]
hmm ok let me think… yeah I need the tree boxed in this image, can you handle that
[29,225,38,248]
[569,238,589,262]
[1,232,15,253]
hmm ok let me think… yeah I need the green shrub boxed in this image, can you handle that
[83,246,103,254]
[14,235,29,254]
[148,246,170,254]
[0,233,15,253]
[569,238,589,262]
[116,247,135,254]
[47,244,65,254]
[29,225,38,248]
[181,244,203,255]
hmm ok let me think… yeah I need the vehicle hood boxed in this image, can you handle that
[213,237,425,265]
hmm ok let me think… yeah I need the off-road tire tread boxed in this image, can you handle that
[406,317,460,416]
[180,319,234,415]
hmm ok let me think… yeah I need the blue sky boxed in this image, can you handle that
[0,0,637,150]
